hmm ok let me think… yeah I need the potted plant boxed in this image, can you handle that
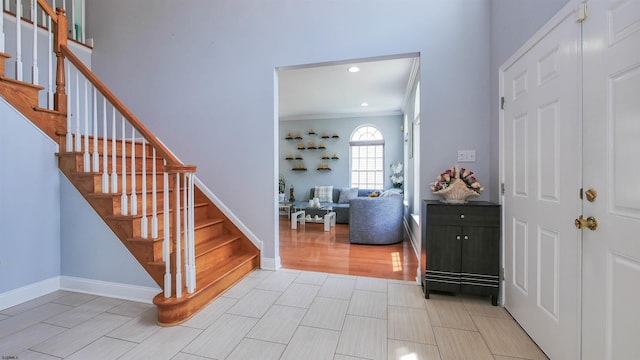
[279,174,286,202]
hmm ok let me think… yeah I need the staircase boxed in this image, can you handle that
[0,3,259,326]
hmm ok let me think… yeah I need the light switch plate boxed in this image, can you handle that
[457,150,476,162]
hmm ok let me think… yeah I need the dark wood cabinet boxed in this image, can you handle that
[421,200,500,305]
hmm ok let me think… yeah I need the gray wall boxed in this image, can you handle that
[0,99,60,293]
[85,0,493,265]
[488,0,570,201]
[279,115,404,200]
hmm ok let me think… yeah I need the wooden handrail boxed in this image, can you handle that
[60,45,186,167]
[36,0,58,22]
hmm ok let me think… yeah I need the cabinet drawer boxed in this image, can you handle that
[426,204,499,227]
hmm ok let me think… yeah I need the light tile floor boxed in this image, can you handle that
[0,269,548,360]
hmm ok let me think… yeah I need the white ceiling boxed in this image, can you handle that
[278,55,419,121]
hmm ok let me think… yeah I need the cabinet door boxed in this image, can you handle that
[460,226,500,296]
[426,225,461,293]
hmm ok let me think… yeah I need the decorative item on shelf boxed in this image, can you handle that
[331,152,339,159]
[292,163,307,171]
[332,132,340,138]
[285,132,294,140]
[294,132,302,139]
[318,142,326,149]
[295,154,303,160]
[308,128,316,135]
[285,154,293,160]
[321,131,330,138]
[317,163,331,170]
[279,174,286,201]
[429,165,484,204]
[289,184,295,202]
[307,141,316,149]
[390,162,404,189]
[322,152,330,160]
[298,143,305,149]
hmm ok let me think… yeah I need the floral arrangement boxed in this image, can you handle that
[430,165,483,203]
[390,162,404,188]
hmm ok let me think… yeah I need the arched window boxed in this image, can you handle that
[350,125,384,189]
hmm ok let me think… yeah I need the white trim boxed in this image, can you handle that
[193,176,263,252]
[403,217,421,285]
[260,256,281,271]
[60,276,160,304]
[0,277,60,311]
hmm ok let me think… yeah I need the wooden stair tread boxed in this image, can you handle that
[194,233,242,256]
[0,75,45,90]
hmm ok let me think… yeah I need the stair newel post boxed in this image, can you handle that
[151,148,158,238]
[92,87,99,172]
[53,7,67,114]
[101,98,108,192]
[15,0,22,80]
[163,163,171,297]
[130,128,137,216]
[82,75,90,171]
[120,115,128,215]
[141,138,148,238]
[110,109,117,193]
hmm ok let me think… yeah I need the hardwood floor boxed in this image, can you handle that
[279,217,419,281]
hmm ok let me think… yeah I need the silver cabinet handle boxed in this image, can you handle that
[464,235,469,240]
[460,214,465,219]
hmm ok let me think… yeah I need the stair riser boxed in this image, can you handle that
[58,135,154,156]
[110,205,212,239]
[66,155,165,174]
[195,239,246,274]
[90,173,166,194]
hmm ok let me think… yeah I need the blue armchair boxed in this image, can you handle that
[348,195,403,245]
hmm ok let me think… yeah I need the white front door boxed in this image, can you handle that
[581,0,640,358]
[501,6,582,359]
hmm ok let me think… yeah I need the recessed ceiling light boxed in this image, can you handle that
[348,66,360,73]
[361,102,369,107]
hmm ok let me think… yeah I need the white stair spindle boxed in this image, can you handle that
[188,173,196,293]
[0,0,4,53]
[175,173,182,298]
[130,128,137,216]
[31,0,38,85]
[183,172,190,292]
[92,86,99,172]
[65,61,72,152]
[110,109,118,193]
[80,0,85,42]
[15,0,22,80]
[163,168,171,297]
[47,15,53,109]
[101,99,108,193]
[120,116,128,215]
[70,0,75,40]
[151,148,158,238]
[74,70,80,152]
[140,138,148,238]
[82,76,89,171]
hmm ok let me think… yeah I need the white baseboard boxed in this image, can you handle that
[60,276,161,304]
[0,277,60,311]
[261,256,281,270]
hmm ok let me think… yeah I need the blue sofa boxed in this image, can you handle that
[307,188,375,224]
[348,196,403,244]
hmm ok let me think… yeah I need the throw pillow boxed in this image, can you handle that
[338,187,358,203]
[314,185,334,203]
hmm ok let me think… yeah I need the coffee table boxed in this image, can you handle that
[290,203,336,231]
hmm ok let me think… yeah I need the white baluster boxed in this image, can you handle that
[183,172,190,292]
[101,98,108,193]
[175,173,182,298]
[130,128,137,216]
[110,109,118,193]
[80,0,85,42]
[0,0,4,53]
[163,168,171,297]
[151,148,158,238]
[140,138,148,238]
[70,0,75,40]
[82,76,89,171]
[15,0,22,80]
[120,116,128,215]
[65,61,72,152]
[74,70,80,152]
[31,0,38,85]
[92,87,99,171]
[47,15,53,109]
[188,173,196,293]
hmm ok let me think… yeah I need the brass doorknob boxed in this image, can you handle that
[575,215,598,231]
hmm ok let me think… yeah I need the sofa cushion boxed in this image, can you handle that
[338,187,359,203]
[314,185,334,203]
